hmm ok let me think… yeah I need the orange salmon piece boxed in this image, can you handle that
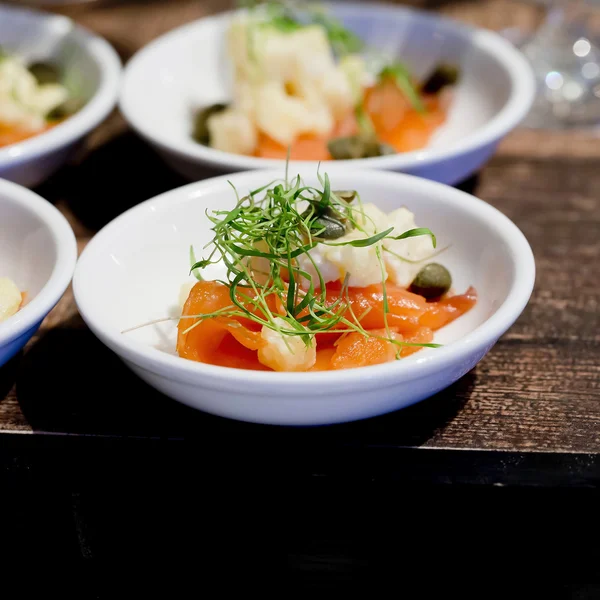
[330,328,403,370]
[400,327,434,358]
[310,347,337,371]
[365,79,446,153]
[177,281,264,364]
[324,283,428,333]
[254,132,332,161]
[418,287,477,330]
[0,122,58,148]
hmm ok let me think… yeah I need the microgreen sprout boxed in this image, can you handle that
[186,169,441,354]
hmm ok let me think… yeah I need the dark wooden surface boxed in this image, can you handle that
[1,0,600,489]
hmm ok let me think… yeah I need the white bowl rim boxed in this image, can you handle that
[73,168,536,390]
[0,178,77,344]
[119,1,535,172]
[0,4,122,168]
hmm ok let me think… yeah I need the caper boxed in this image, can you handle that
[47,97,83,120]
[192,103,228,144]
[421,64,460,95]
[409,263,452,299]
[310,215,346,240]
[28,61,61,85]
[327,135,397,160]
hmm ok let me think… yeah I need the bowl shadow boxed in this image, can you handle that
[0,353,20,402]
[15,316,474,451]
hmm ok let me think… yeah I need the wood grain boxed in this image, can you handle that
[0,0,599,464]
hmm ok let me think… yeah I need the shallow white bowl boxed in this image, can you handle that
[120,2,534,185]
[73,168,535,425]
[0,4,121,188]
[0,179,77,368]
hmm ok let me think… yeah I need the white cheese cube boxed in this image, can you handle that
[0,277,22,322]
[382,207,436,287]
[321,230,386,288]
[258,317,316,371]
[207,108,257,155]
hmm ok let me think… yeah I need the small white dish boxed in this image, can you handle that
[120,2,534,185]
[0,179,77,368]
[73,168,535,426]
[0,4,121,188]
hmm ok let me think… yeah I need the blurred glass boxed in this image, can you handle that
[518,0,600,128]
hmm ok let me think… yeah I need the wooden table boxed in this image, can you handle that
[1,0,599,491]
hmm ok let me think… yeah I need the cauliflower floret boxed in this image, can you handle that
[321,231,386,288]
[232,80,256,119]
[22,83,68,116]
[253,25,335,84]
[258,317,316,372]
[0,57,68,131]
[296,244,343,290]
[254,81,332,146]
[383,207,436,287]
[354,203,388,235]
[207,108,257,155]
[339,55,369,104]
[293,204,433,290]
[0,277,22,322]
[318,66,356,121]
[219,16,363,149]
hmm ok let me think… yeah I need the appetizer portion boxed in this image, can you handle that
[177,172,476,372]
[0,49,80,148]
[0,277,22,322]
[193,1,459,160]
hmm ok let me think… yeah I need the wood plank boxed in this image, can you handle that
[0,0,598,464]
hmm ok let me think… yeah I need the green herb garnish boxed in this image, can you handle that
[379,63,426,114]
[185,169,440,354]
[242,0,363,56]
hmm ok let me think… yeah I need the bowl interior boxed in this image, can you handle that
[0,6,101,108]
[121,4,513,161]
[76,169,517,364]
[0,192,58,304]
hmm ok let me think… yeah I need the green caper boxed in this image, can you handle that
[28,61,61,85]
[47,97,83,120]
[327,135,397,160]
[310,215,346,240]
[421,64,460,95]
[409,263,452,299]
[192,103,228,144]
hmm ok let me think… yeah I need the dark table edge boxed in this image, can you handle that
[1,432,599,488]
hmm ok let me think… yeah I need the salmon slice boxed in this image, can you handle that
[418,287,477,330]
[0,122,58,148]
[254,132,332,161]
[330,328,403,370]
[365,79,446,153]
[177,281,264,364]
[177,281,476,371]
[400,327,434,358]
[310,347,337,371]
[323,283,428,333]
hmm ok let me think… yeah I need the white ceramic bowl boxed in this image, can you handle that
[0,4,121,188]
[73,168,535,425]
[0,179,77,368]
[120,2,534,185]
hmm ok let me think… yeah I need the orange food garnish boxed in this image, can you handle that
[252,80,447,161]
[330,328,403,370]
[177,280,477,372]
[0,121,59,149]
